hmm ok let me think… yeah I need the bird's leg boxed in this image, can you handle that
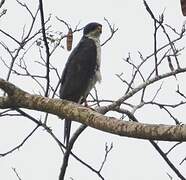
[80,97,89,107]
[83,98,96,112]
[81,98,95,111]
[84,99,89,107]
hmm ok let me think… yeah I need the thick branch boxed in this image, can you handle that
[0,78,186,142]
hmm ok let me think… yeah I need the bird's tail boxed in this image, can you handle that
[64,119,71,146]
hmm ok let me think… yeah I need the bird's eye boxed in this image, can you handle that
[97,26,102,33]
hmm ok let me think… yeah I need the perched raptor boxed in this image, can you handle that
[59,22,102,145]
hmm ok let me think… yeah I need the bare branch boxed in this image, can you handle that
[101,18,118,46]
[0,0,5,8]
[0,29,21,45]
[59,125,87,180]
[0,125,39,157]
[16,0,34,18]
[12,167,22,180]
[180,156,186,165]
[38,0,50,97]
[165,142,182,155]
[0,8,6,18]
[1,78,186,141]
[98,142,113,172]
[105,67,186,113]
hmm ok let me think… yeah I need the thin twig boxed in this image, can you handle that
[165,142,182,155]
[59,125,87,180]
[12,167,22,180]
[0,125,39,157]
[98,143,113,172]
[101,18,118,46]
[39,0,50,97]
[0,0,5,8]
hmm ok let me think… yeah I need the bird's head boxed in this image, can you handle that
[83,22,102,38]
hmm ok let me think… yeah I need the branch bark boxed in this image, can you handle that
[0,78,186,142]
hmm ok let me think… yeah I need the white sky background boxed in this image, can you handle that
[0,0,186,180]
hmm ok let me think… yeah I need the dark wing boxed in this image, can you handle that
[60,37,97,102]
[59,37,97,145]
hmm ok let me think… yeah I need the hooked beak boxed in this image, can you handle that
[97,25,102,34]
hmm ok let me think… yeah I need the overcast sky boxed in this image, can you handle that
[0,0,186,180]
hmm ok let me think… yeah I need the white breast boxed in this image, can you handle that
[88,36,102,83]
[82,36,102,98]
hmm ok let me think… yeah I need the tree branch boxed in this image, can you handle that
[1,78,186,142]
[39,0,50,97]
[104,67,186,112]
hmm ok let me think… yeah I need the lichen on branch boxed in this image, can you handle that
[0,78,186,142]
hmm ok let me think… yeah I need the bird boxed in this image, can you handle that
[59,22,102,146]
